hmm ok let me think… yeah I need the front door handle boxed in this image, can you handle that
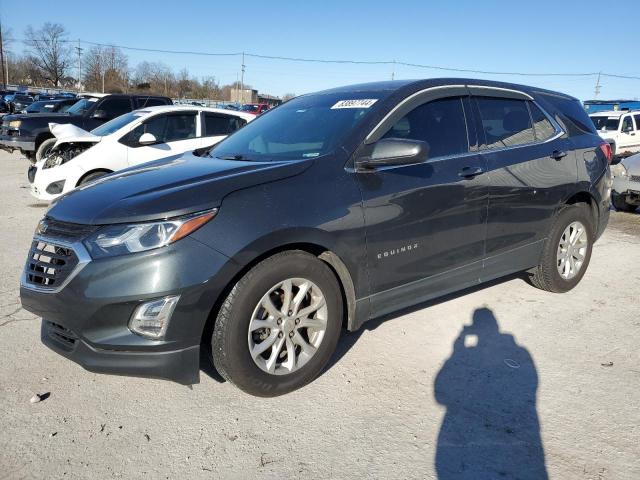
[551,150,568,160]
[458,166,484,178]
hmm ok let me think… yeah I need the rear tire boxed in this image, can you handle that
[212,250,343,397]
[530,204,594,293]
[35,138,56,162]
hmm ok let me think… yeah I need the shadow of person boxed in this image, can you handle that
[434,308,547,480]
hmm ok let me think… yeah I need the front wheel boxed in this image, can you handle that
[211,250,343,396]
[35,138,57,162]
[530,204,594,293]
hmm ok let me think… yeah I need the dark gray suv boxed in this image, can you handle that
[20,79,611,396]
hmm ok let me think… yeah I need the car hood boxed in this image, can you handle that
[47,153,314,225]
[50,123,101,148]
[3,112,78,122]
[621,152,640,173]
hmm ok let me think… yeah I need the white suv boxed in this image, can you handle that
[589,110,640,157]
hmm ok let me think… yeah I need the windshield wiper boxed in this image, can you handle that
[216,154,248,161]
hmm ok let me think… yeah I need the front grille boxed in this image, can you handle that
[45,321,78,351]
[630,175,640,183]
[25,240,79,289]
[27,165,36,183]
[39,217,98,241]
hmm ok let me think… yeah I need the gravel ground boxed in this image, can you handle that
[0,150,638,479]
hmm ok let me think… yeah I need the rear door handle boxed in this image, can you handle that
[551,150,568,160]
[458,166,484,178]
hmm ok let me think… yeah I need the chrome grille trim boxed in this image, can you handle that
[21,235,91,294]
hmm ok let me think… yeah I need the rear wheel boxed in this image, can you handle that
[211,250,343,396]
[35,138,56,162]
[530,204,593,293]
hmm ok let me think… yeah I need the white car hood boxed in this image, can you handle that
[49,123,101,149]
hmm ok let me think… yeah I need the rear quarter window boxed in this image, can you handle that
[535,93,597,136]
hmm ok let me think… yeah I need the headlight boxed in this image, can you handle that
[8,120,21,128]
[83,209,217,259]
[610,163,628,178]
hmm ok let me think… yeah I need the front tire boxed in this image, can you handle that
[212,250,343,397]
[35,138,57,162]
[78,171,109,186]
[530,204,594,293]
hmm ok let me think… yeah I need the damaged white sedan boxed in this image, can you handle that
[28,105,254,201]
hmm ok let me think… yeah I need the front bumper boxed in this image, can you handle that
[612,175,640,197]
[0,134,35,152]
[20,235,235,385]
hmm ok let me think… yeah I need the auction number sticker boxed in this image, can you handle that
[331,99,378,109]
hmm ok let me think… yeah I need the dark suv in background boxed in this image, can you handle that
[0,94,172,161]
[20,79,611,396]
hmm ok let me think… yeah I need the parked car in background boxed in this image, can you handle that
[28,105,253,201]
[8,94,34,113]
[20,79,611,396]
[0,99,10,117]
[0,94,172,161]
[240,103,270,115]
[610,153,640,212]
[589,110,640,158]
[24,98,78,114]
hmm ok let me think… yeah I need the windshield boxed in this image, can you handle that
[591,116,620,131]
[66,97,99,115]
[26,101,53,113]
[15,95,32,102]
[91,111,144,136]
[211,92,382,161]
[240,104,259,112]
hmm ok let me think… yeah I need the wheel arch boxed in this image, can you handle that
[76,168,113,187]
[563,190,598,231]
[200,241,358,348]
[34,132,54,150]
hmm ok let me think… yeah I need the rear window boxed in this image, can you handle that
[591,116,620,131]
[137,97,169,108]
[475,97,535,149]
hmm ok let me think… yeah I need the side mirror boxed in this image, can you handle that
[93,109,109,120]
[138,132,157,145]
[356,138,430,170]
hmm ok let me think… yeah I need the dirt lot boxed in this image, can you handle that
[0,150,638,479]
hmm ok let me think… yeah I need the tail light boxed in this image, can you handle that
[599,142,613,164]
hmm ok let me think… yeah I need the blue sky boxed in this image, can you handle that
[2,0,639,100]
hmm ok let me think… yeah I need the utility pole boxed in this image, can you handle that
[0,21,6,90]
[594,72,601,99]
[75,39,83,92]
[240,51,245,103]
[391,59,396,81]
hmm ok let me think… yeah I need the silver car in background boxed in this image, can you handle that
[611,153,640,212]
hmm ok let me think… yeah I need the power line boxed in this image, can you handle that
[16,38,640,81]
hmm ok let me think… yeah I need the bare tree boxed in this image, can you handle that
[83,45,128,93]
[24,23,72,87]
[282,93,296,102]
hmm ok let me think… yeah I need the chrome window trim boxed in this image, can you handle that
[364,85,468,144]
[20,235,92,294]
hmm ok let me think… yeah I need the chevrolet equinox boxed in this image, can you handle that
[20,79,612,396]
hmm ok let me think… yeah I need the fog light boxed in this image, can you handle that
[129,295,180,339]
[45,180,66,194]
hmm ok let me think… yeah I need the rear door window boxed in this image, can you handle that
[203,113,247,136]
[99,97,133,119]
[382,97,470,159]
[475,97,535,149]
[634,115,640,131]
